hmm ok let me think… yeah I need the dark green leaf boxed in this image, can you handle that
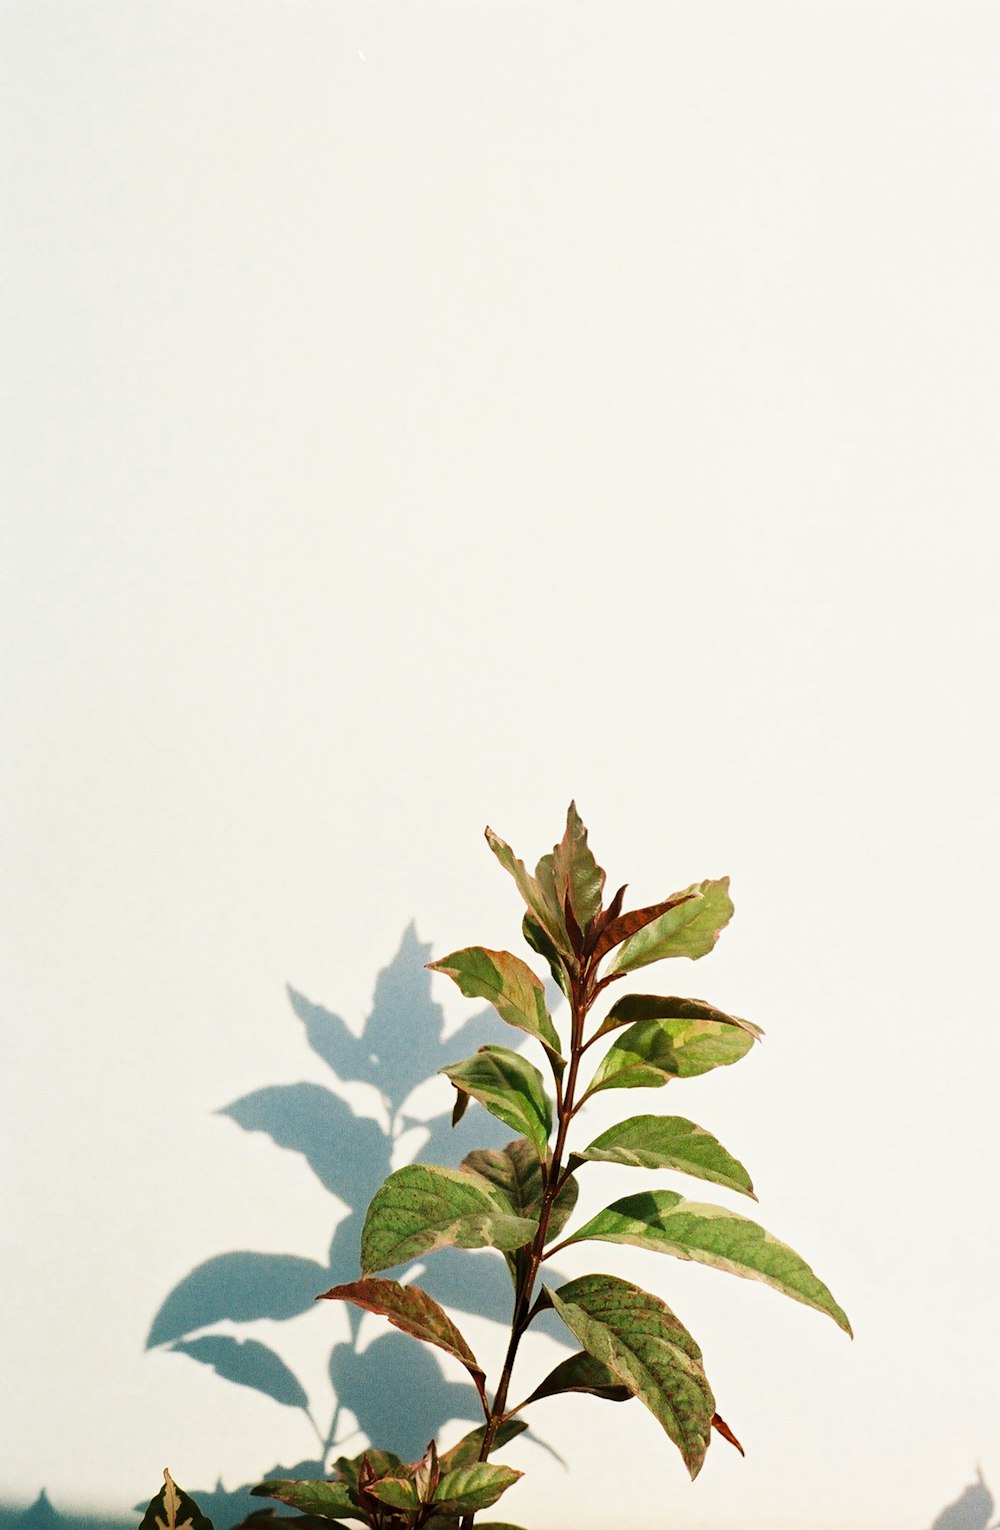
[546,1274,714,1478]
[463,1138,578,1244]
[574,1114,755,1199]
[434,1464,521,1513]
[251,1480,357,1518]
[608,879,735,974]
[140,1471,214,1530]
[485,827,570,956]
[522,914,570,998]
[360,1164,537,1275]
[439,1419,528,1472]
[564,1190,852,1334]
[585,1014,756,1097]
[170,1335,309,1410]
[519,1349,632,1406]
[442,1047,552,1157]
[551,802,605,932]
[334,1448,404,1491]
[319,1278,488,1410]
[428,948,562,1062]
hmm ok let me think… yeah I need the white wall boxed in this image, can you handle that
[2,4,998,1528]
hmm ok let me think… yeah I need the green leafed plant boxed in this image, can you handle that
[248,803,850,1528]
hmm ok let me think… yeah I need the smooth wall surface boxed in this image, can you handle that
[3,5,998,1528]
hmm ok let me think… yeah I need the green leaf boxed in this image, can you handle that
[564,1190,852,1334]
[594,992,764,1043]
[367,1475,421,1510]
[334,1449,403,1491]
[573,1114,755,1199]
[485,826,570,956]
[439,1419,528,1472]
[609,878,735,973]
[140,1471,214,1530]
[547,1274,714,1479]
[251,1480,358,1518]
[319,1278,488,1410]
[360,1164,537,1275]
[442,1047,552,1158]
[551,801,605,932]
[463,1137,578,1244]
[522,913,570,998]
[519,1349,632,1406]
[585,1014,757,1097]
[428,947,562,1062]
[434,1463,521,1513]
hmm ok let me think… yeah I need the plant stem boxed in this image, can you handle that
[460,962,594,1530]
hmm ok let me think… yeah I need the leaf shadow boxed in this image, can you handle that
[142,923,569,1526]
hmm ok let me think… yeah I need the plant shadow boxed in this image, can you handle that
[141,923,569,1526]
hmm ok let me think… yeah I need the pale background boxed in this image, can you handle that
[2,4,998,1528]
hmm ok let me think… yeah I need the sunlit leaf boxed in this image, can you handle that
[519,1349,632,1407]
[564,1191,852,1333]
[170,1336,309,1410]
[585,1014,756,1097]
[439,1419,528,1472]
[140,1470,214,1530]
[367,1475,421,1510]
[319,1278,488,1410]
[250,1480,356,1518]
[442,1047,552,1157]
[434,1463,521,1513]
[608,879,734,973]
[360,1164,537,1275]
[593,992,763,1044]
[463,1137,578,1243]
[546,1274,714,1478]
[551,802,605,932]
[485,827,569,956]
[428,948,562,1062]
[573,1114,755,1199]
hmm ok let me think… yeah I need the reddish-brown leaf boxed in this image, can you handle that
[319,1278,488,1412]
[591,892,700,963]
[711,1412,745,1455]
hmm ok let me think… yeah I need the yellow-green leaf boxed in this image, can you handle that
[360,1164,537,1275]
[463,1137,578,1244]
[585,1013,756,1097]
[564,1190,852,1334]
[574,1114,755,1199]
[443,1047,552,1158]
[485,827,569,956]
[551,801,605,932]
[547,1274,714,1478]
[429,947,562,1062]
[609,879,734,974]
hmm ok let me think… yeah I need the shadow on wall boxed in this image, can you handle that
[143,924,567,1528]
[4,925,574,1530]
[5,929,995,1530]
[931,1469,1000,1530]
